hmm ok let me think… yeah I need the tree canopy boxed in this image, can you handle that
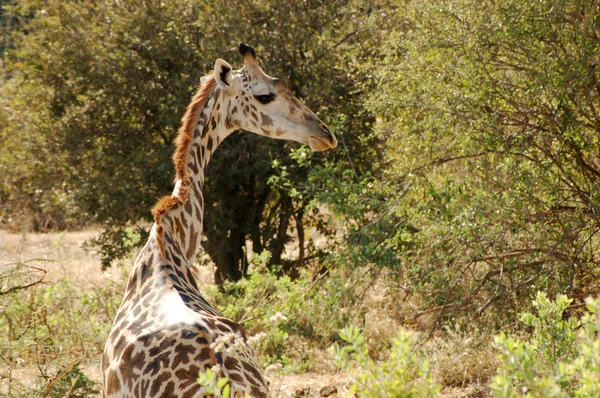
[0,0,373,280]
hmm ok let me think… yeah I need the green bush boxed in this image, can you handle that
[1,278,120,361]
[330,325,441,397]
[196,368,236,398]
[491,292,600,397]
[205,250,359,370]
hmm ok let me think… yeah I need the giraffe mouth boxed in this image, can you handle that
[308,136,337,151]
[307,125,338,151]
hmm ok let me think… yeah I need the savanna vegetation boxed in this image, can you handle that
[2,0,600,396]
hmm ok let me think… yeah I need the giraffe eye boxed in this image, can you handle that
[254,93,275,104]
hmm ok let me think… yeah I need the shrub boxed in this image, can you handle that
[196,368,238,398]
[330,325,441,397]
[491,292,600,397]
[1,364,99,398]
[205,250,359,370]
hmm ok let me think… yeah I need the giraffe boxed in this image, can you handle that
[101,43,337,398]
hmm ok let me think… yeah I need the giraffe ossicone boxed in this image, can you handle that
[101,43,337,398]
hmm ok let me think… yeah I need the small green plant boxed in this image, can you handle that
[197,368,249,398]
[330,325,441,397]
[491,292,600,397]
[196,368,230,398]
[44,364,100,398]
[122,227,142,249]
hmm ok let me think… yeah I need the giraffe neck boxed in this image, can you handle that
[121,77,240,302]
[158,86,236,267]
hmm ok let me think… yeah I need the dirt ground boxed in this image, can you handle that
[0,230,350,397]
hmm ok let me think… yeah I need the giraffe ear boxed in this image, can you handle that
[214,59,233,90]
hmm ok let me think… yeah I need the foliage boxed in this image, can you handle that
[1,278,118,360]
[491,293,600,397]
[196,368,244,398]
[205,250,360,369]
[330,325,441,397]
[0,71,86,232]
[313,0,600,326]
[44,365,100,398]
[196,367,253,398]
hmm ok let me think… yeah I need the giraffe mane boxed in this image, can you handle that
[174,74,217,181]
[152,74,217,260]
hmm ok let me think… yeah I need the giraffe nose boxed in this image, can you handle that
[320,124,338,148]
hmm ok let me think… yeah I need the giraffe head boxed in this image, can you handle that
[213,43,337,151]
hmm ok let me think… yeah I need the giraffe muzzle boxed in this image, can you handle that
[308,124,338,151]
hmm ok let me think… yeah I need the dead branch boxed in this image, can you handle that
[0,260,49,296]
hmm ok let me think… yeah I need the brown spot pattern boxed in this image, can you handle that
[260,113,274,127]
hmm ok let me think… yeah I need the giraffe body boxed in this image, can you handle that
[102,44,337,397]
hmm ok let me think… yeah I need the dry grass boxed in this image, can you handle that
[426,327,499,397]
[0,229,122,288]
